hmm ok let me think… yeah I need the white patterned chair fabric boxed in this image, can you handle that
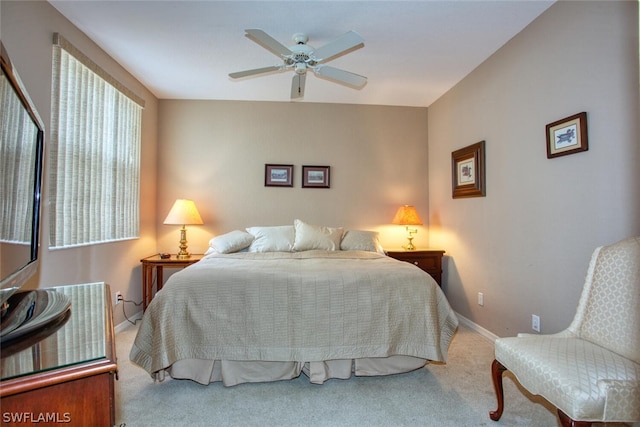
[490,236,640,426]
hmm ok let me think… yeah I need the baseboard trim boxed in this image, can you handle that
[454,312,499,342]
[114,310,143,334]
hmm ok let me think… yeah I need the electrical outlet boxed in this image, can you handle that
[532,314,541,332]
[115,291,123,305]
[477,292,484,306]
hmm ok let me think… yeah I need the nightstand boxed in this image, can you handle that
[386,250,445,287]
[140,254,204,311]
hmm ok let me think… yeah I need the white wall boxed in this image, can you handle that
[156,100,430,255]
[428,1,640,336]
[1,1,159,325]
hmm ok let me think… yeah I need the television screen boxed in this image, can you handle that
[0,42,45,308]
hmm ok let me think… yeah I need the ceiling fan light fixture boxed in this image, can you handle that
[295,62,307,74]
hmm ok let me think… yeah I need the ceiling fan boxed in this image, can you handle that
[229,29,367,100]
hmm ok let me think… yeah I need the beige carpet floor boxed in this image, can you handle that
[114,323,631,427]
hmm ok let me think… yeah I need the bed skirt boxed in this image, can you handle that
[165,356,428,386]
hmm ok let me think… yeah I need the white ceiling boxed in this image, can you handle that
[49,1,554,107]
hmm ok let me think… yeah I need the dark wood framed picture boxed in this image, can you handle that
[302,165,330,188]
[452,141,486,199]
[546,112,588,159]
[264,164,293,187]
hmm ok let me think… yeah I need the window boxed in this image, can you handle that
[50,34,144,248]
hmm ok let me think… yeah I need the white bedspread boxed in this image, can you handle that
[130,250,458,378]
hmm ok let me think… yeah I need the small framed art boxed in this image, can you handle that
[452,141,486,199]
[265,164,293,187]
[302,165,330,188]
[546,112,588,159]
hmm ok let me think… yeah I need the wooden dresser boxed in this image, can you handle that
[386,249,445,287]
[1,282,117,426]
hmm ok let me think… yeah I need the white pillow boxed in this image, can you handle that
[293,219,343,251]
[340,230,385,253]
[208,230,254,254]
[246,225,295,252]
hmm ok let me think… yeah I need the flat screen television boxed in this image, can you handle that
[0,41,45,309]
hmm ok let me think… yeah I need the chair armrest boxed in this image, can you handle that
[516,330,576,339]
[597,379,640,421]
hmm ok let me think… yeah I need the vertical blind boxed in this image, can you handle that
[50,34,144,248]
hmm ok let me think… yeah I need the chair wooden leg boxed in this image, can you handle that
[489,361,593,426]
[557,409,592,427]
[489,359,507,421]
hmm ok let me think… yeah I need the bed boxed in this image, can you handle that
[130,221,459,386]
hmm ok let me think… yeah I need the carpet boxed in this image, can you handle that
[114,323,631,427]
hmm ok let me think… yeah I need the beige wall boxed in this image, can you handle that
[156,101,430,254]
[428,1,640,336]
[3,1,638,337]
[1,1,159,326]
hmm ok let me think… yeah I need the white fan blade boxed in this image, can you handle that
[245,29,292,57]
[229,65,282,79]
[314,65,367,88]
[291,73,306,99]
[313,31,364,62]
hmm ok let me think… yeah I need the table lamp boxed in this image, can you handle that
[163,199,203,259]
[392,205,423,250]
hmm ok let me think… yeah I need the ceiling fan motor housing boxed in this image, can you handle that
[287,44,317,74]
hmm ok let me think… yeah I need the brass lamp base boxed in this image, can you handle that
[402,227,418,251]
[176,226,191,259]
[403,238,416,251]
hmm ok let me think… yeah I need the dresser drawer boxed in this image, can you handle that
[401,255,438,270]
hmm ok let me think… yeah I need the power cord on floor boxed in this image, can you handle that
[118,297,143,325]
[117,272,156,325]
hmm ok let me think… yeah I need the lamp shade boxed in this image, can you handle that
[163,199,204,225]
[392,205,423,226]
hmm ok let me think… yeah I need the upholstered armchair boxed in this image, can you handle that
[490,236,640,427]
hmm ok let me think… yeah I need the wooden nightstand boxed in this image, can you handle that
[386,249,445,287]
[140,254,204,311]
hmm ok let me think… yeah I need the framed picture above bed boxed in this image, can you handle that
[451,141,485,199]
[265,164,293,187]
[302,165,330,188]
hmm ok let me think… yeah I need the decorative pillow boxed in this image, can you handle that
[293,219,343,251]
[207,230,254,254]
[340,230,385,253]
[246,225,295,252]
